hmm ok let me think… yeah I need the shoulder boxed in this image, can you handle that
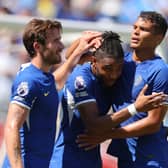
[149,56,168,72]
[68,63,92,82]
[65,63,94,91]
[13,64,40,91]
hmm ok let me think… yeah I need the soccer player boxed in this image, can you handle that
[77,11,168,168]
[49,31,166,168]
[3,18,101,168]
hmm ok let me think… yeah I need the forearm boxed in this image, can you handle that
[105,115,164,140]
[5,103,28,168]
[5,126,23,168]
[53,50,82,90]
[65,39,80,59]
[87,107,132,134]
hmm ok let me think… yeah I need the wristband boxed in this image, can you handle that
[127,104,138,116]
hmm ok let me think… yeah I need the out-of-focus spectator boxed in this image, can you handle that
[1,0,168,24]
[153,0,168,22]
[37,0,56,18]
[14,0,37,16]
[54,0,73,20]
[0,29,29,111]
[117,0,154,24]
[98,0,122,23]
[0,6,13,15]
[0,0,37,16]
[70,0,99,21]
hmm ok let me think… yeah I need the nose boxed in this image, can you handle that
[133,27,140,35]
[59,41,64,51]
[109,72,120,81]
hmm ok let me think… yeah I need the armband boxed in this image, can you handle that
[127,104,138,116]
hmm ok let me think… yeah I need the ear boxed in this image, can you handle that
[33,41,40,51]
[91,56,96,64]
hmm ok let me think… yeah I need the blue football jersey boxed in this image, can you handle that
[50,63,112,168]
[3,63,59,168]
[108,53,168,168]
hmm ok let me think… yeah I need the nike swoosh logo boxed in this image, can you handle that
[44,91,50,96]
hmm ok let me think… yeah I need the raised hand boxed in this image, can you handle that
[77,31,102,54]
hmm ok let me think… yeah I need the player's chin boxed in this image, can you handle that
[104,81,115,87]
[130,43,139,49]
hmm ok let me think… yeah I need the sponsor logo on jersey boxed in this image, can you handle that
[134,75,143,86]
[44,91,50,96]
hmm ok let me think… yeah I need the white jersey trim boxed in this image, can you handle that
[11,101,31,110]
[75,99,96,107]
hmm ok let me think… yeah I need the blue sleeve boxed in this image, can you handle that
[67,73,96,106]
[11,76,38,109]
[151,67,168,94]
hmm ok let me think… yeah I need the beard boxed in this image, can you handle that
[40,47,62,65]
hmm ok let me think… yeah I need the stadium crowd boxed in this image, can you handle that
[0,0,168,24]
[0,1,168,168]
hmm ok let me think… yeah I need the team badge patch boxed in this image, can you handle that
[17,82,29,96]
[74,76,86,91]
[134,75,143,86]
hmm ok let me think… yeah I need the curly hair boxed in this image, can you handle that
[94,31,124,60]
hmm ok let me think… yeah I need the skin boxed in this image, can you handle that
[65,31,102,65]
[93,57,123,87]
[5,104,28,168]
[131,17,163,61]
[54,31,102,90]
[4,27,101,168]
[76,54,166,136]
[5,27,65,168]
[77,18,168,149]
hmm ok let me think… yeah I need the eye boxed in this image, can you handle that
[133,25,137,30]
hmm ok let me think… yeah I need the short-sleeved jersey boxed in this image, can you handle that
[107,53,168,168]
[3,63,59,168]
[50,63,112,168]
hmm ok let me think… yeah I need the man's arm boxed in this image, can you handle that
[53,31,102,90]
[76,105,167,150]
[65,38,80,60]
[106,106,167,139]
[77,85,166,134]
[5,103,28,168]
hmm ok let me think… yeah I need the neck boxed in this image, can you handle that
[31,56,51,72]
[132,49,155,62]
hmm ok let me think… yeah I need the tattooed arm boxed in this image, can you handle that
[5,103,29,168]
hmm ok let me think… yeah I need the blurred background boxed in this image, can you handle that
[0,0,168,167]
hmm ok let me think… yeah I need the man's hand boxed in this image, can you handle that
[76,131,107,151]
[77,31,102,55]
[135,84,168,112]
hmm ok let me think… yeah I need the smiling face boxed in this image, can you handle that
[39,27,64,65]
[93,56,123,87]
[130,17,162,50]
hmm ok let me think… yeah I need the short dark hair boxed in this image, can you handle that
[139,11,168,36]
[23,18,62,58]
[94,31,124,60]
